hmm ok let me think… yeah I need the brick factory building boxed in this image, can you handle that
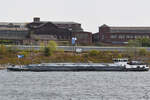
[93,24,150,44]
[0,22,28,44]
[72,32,92,45]
[0,17,92,45]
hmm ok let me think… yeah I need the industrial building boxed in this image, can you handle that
[0,17,92,45]
[93,24,150,44]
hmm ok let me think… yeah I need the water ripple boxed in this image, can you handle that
[0,71,150,100]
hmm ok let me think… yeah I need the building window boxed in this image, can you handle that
[142,35,149,38]
[110,34,117,39]
[130,35,134,38]
[126,35,130,39]
[102,35,104,40]
[136,35,141,38]
[126,35,134,39]
[118,35,125,39]
[146,35,149,38]
[134,35,137,38]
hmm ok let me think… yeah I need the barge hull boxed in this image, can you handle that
[7,66,149,72]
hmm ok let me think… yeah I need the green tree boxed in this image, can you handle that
[137,38,150,47]
[128,39,141,47]
[127,39,141,58]
[40,42,45,52]
[128,38,150,47]
[43,41,57,56]
[44,47,51,56]
[48,41,57,52]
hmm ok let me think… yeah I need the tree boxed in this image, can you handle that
[126,40,140,59]
[128,39,141,47]
[44,47,51,56]
[40,42,45,52]
[137,38,150,47]
[127,38,150,58]
[128,38,150,47]
[44,41,57,56]
[48,41,57,52]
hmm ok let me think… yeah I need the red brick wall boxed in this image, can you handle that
[99,25,110,42]
[72,32,92,45]
[98,25,150,44]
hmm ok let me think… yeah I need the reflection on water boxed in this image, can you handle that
[0,70,150,100]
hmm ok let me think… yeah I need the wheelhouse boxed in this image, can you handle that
[128,61,145,65]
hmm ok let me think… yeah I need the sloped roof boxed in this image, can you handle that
[27,22,58,29]
[52,21,80,25]
[0,21,81,26]
[40,21,81,25]
[0,22,27,26]
[28,21,83,32]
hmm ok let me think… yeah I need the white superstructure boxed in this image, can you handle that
[113,58,149,69]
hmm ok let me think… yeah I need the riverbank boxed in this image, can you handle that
[0,44,150,65]
[0,50,150,65]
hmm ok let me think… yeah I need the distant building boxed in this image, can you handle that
[92,32,99,43]
[0,17,91,45]
[72,32,92,45]
[93,24,150,44]
[26,17,86,45]
[0,22,28,44]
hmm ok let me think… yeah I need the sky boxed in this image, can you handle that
[0,0,150,33]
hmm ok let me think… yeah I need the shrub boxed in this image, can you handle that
[48,41,57,52]
[83,53,88,58]
[138,48,147,56]
[43,41,58,56]
[57,49,64,53]
[89,50,99,56]
[40,42,45,52]
[44,47,51,56]
[0,44,7,55]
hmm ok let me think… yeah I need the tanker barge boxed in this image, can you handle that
[7,58,149,71]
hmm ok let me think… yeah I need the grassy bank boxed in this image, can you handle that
[0,43,150,65]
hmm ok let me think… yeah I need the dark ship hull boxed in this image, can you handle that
[7,63,149,72]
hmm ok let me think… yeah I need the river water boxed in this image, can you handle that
[0,70,150,100]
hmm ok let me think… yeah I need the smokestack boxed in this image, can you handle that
[33,17,40,22]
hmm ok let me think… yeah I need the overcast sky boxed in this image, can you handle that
[0,0,150,33]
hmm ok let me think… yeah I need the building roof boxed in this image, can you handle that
[0,22,27,26]
[29,21,83,32]
[0,21,81,26]
[38,21,81,25]
[51,21,81,25]
[100,24,150,33]
[110,27,150,33]
[0,22,28,31]
[0,27,28,31]
[0,21,83,32]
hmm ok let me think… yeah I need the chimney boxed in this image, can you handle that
[33,17,40,22]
